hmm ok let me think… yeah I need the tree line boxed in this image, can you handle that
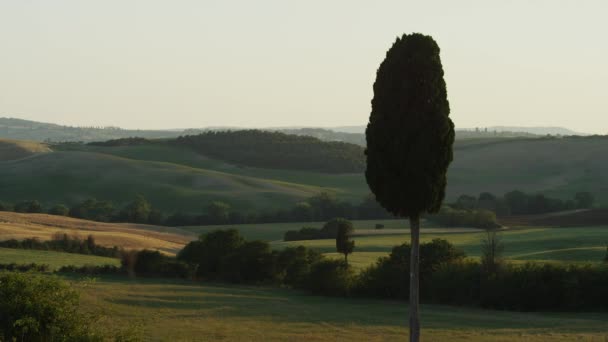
[0,234,122,258]
[451,190,595,216]
[172,130,365,173]
[40,226,608,312]
[0,193,395,226]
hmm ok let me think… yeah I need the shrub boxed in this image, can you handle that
[13,200,43,213]
[219,241,276,283]
[305,260,354,296]
[177,229,244,278]
[276,246,323,288]
[48,204,69,216]
[0,272,99,341]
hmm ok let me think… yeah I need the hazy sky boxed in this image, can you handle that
[0,1,606,133]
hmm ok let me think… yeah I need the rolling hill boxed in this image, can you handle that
[1,133,608,214]
[0,211,192,254]
[0,138,51,161]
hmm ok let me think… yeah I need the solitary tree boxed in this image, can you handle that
[365,33,454,342]
[335,219,355,264]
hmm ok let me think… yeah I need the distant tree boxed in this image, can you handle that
[48,204,69,216]
[365,33,454,342]
[147,208,164,225]
[120,195,152,223]
[206,201,231,224]
[177,229,244,278]
[480,229,504,274]
[454,195,477,210]
[335,219,355,264]
[291,202,314,222]
[575,192,594,209]
[13,200,43,213]
[604,246,608,263]
[504,190,528,215]
[0,202,12,212]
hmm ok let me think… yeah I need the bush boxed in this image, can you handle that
[48,204,69,216]
[177,229,244,278]
[219,241,276,283]
[355,239,465,299]
[0,272,99,341]
[428,207,500,229]
[305,260,354,296]
[276,246,323,288]
[13,200,43,213]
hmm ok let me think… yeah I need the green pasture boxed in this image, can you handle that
[0,247,120,270]
[77,276,608,341]
[271,225,608,268]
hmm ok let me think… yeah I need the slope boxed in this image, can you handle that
[0,150,337,213]
[0,211,192,255]
[0,138,51,161]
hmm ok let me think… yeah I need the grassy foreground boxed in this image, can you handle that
[78,276,608,341]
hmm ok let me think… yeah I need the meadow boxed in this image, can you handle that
[77,276,608,342]
[0,247,119,270]
[3,135,608,216]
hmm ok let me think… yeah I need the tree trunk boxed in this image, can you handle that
[409,215,420,342]
[344,253,348,264]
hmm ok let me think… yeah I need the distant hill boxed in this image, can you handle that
[0,117,184,142]
[2,134,608,214]
[0,138,51,161]
[485,126,587,136]
[2,117,586,146]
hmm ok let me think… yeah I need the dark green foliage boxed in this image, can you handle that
[0,263,49,272]
[13,200,43,213]
[121,249,193,278]
[219,241,276,283]
[480,230,504,274]
[365,33,454,217]
[0,202,12,211]
[283,217,358,241]
[0,234,121,258]
[304,260,354,296]
[335,219,355,263]
[69,198,115,222]
[428,207,500,229]
[87,137,152,146]
[57,264,123,276]
[206,201,231,224]
[575,192,595,209]
[375,224,384,229]
[174,130,365,173]
[275,246,323,288]
[48,204,69,216]
[177,229,244,278]
[356,239,465,299]
[0,272,99,341]
[119,195,152,223]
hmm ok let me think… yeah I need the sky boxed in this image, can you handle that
[0,1,606,133]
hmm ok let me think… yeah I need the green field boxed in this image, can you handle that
[3,136,608,214]
[276,226,608,268]
[76,276,608,341]
[0,248,120,270]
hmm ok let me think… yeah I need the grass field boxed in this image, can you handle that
[275,226,608,268]
[0,248,119,270]
[3,136,608,214]
[75,276,608,341]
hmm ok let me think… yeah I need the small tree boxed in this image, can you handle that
[365,33,454,342]
[335,219,355,264]
[120,195,151,223]
[480,229,504,274]
[206,201,231,224]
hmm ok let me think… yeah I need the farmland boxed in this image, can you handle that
[77,276,608,341]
